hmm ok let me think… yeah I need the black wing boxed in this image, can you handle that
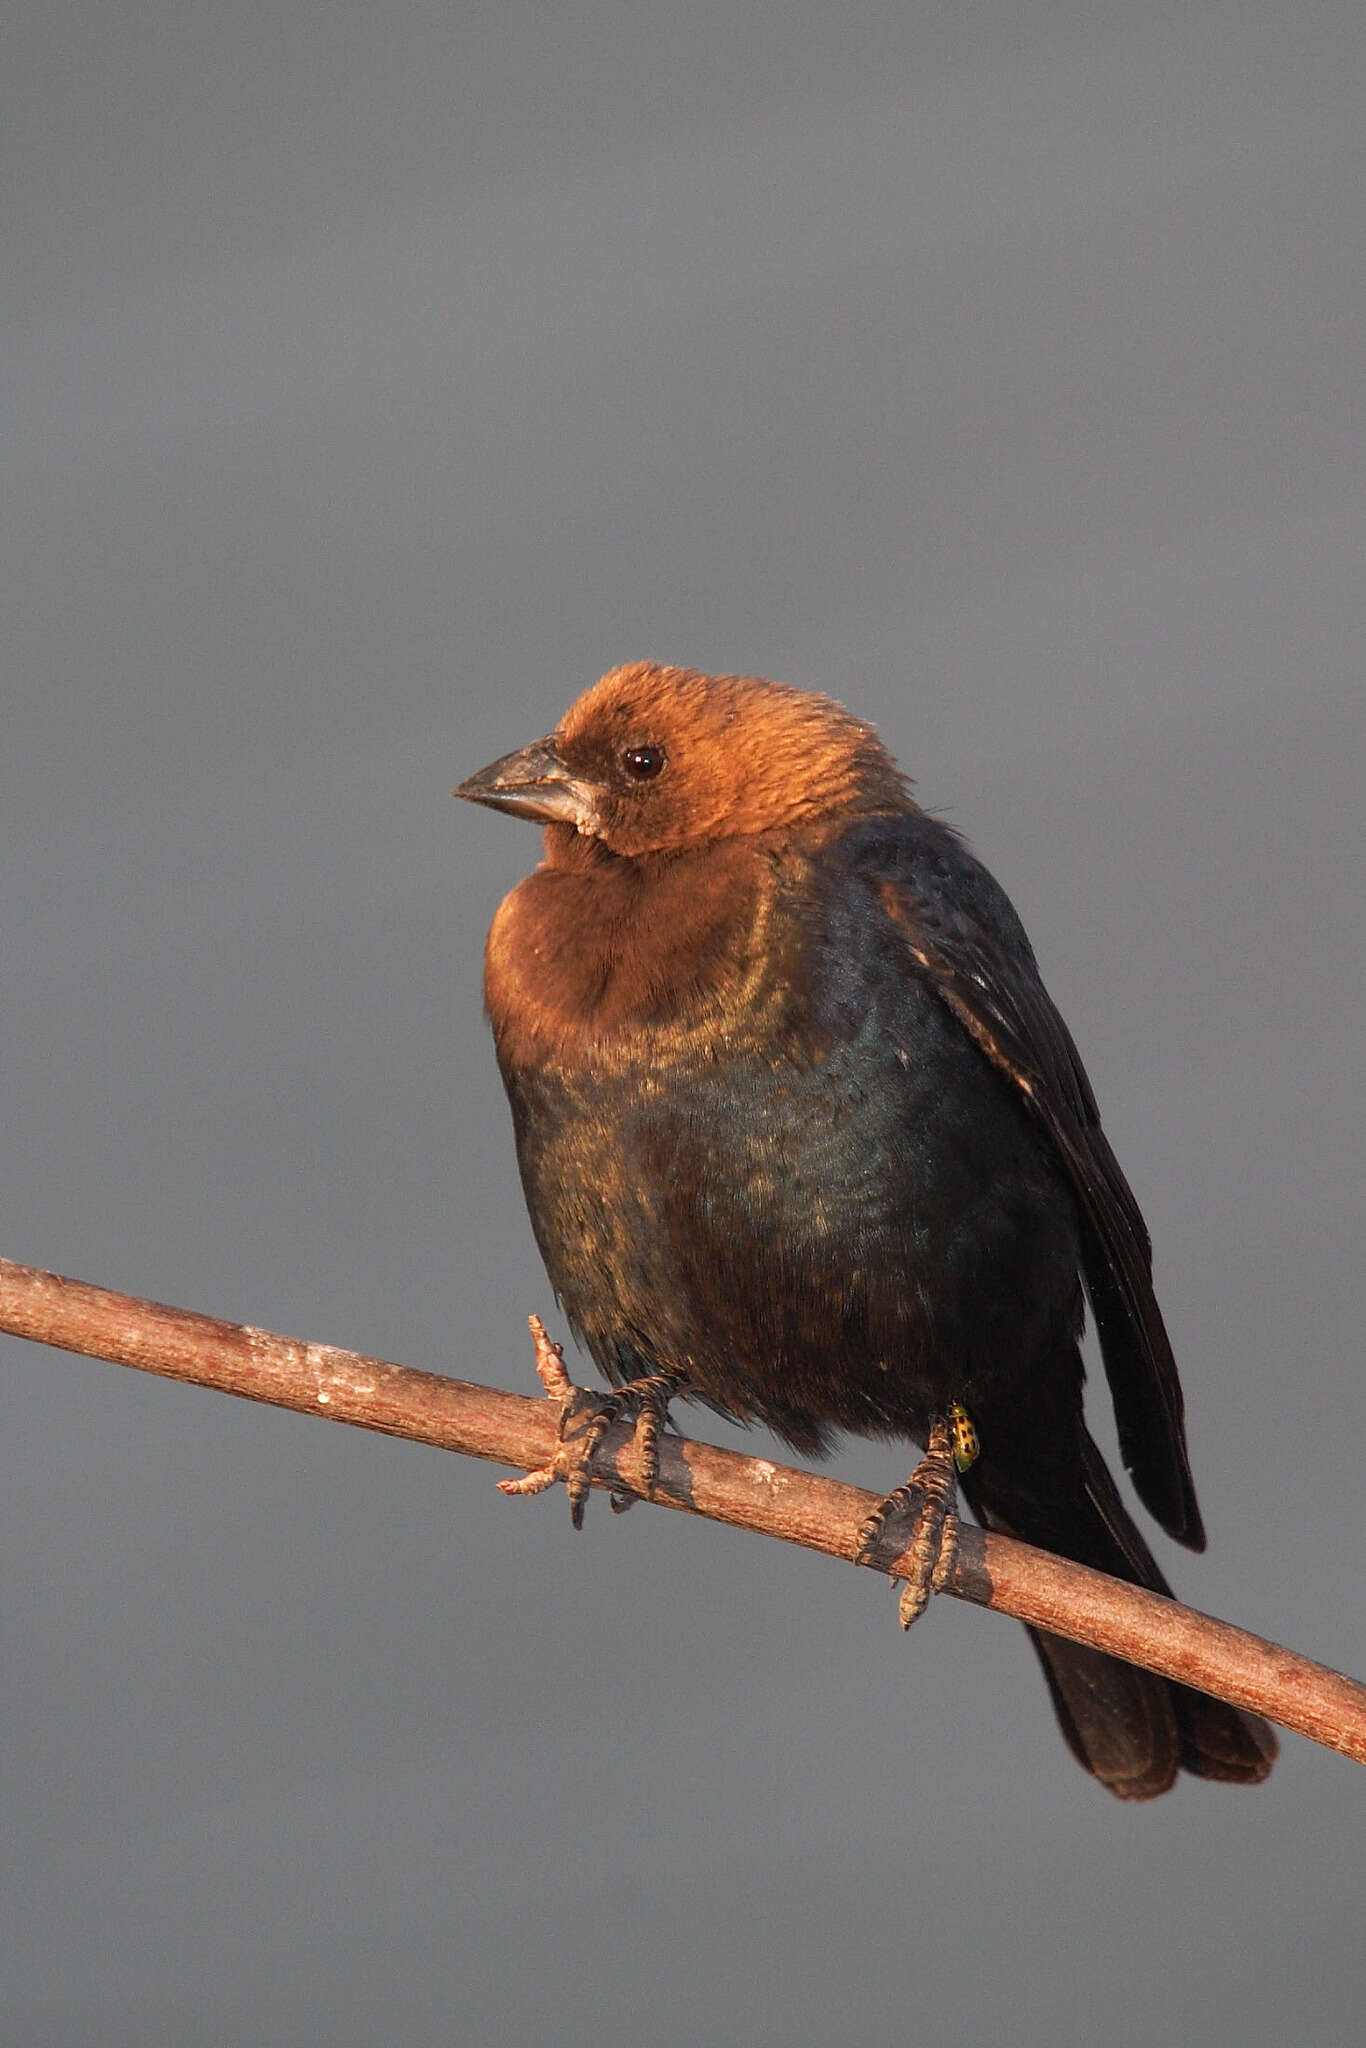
[867,815,1205,1550]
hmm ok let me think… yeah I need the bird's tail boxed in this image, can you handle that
[961,1428,1277,1799]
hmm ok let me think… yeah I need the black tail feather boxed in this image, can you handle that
[962,1426,1276,1798]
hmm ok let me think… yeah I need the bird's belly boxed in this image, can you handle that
[509,1013,1082,1454]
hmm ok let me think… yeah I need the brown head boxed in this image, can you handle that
[455,661,910,859]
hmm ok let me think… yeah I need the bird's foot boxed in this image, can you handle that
[853,1406,977,1627]
[498,1316,683,1528]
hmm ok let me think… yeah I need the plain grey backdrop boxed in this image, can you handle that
[5,3,1364,2042]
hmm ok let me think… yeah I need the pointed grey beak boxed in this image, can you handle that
[454,736,599,831]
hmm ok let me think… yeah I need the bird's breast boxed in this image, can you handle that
[483,838,818,1071]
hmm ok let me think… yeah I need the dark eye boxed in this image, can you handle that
[622,745,666,781]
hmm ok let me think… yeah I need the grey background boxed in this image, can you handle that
[5,3,1364,2042]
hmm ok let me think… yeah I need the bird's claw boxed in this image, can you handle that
[498,1316,681,1527]
[496,1382,621,1526]
[852,1411,966,1627]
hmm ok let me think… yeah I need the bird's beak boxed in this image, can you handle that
[454,736,599,831]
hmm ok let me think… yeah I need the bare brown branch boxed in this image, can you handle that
[3,1253,1363,1767]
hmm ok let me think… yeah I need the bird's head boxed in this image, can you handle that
[455,661,909,858]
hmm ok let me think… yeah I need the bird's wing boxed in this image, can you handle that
[868,820,1205,1549]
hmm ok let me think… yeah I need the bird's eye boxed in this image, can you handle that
[622,745,666,781]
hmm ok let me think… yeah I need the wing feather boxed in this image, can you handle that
[869,821,1205,1549]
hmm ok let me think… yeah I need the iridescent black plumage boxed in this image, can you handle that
[459,661,1276,1797]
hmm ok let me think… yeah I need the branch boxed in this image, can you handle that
[3,1254,1362,1767]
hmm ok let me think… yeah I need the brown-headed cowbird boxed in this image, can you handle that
[457,661,1276,1798]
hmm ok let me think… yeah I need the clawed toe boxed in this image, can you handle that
[852,1409,973,1627]
[498,1316,684,1526]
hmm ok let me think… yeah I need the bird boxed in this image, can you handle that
[456,660,1277,1798]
